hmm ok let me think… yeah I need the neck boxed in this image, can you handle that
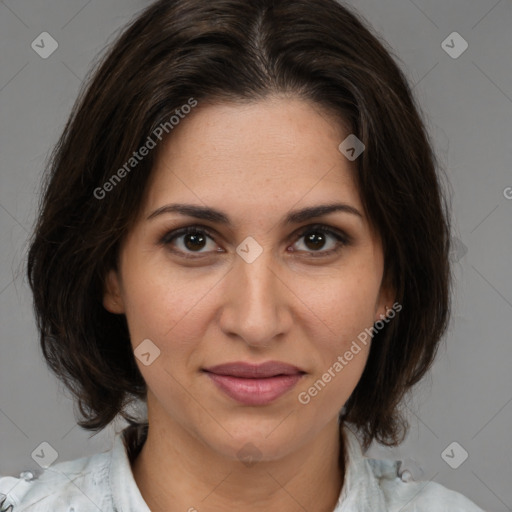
[131,417,346,512]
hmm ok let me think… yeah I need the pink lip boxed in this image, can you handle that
[203,361,305,405]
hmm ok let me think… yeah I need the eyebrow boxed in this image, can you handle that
[147,202,363,225]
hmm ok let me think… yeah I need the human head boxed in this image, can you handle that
[27,0,451,452]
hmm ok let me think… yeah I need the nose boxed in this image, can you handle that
[218,246,292,348]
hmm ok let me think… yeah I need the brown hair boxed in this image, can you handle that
[26,0,452,451]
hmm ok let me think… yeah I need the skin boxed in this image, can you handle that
[103,96,395,512]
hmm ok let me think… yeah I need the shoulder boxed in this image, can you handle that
[0,449,112,511]
[339,425,485,512]
[366,457,485,511]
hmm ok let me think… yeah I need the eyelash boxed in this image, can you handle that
[158,223,351,259]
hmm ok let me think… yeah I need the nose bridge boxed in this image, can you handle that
[240,247,275,302]
[220,243,286,345]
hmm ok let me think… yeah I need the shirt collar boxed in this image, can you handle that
[333,425,389,510]
[109,424,151,512]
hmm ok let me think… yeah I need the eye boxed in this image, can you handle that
[290,224,350,257]
[159,225,220,257]
[159,223,350,259]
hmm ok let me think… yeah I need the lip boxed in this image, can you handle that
[202,361,306,405]
[204,361,305,378]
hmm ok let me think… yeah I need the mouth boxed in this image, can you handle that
[203,361,306,378]
[202,361,306,405]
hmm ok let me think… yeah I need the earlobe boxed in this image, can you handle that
[103,268,125,314]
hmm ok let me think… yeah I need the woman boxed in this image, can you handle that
[0,0,485,510]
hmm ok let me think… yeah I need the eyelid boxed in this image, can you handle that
[158,222,351,258]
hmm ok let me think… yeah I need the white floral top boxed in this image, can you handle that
[0,424,484,511]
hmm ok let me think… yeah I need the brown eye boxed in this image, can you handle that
[160,226,219,256]
[303,231,328,251]
[183,231,208,251]
[159,223,350,259]
[291,225,350,257]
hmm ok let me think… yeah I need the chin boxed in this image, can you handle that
[202,423,300,463]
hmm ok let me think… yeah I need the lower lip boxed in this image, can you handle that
[204,372,303,405]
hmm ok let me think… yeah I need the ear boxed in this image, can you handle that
[375,272,396,322]
[103,268,125,314]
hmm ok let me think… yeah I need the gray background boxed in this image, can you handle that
[0,0,511,510]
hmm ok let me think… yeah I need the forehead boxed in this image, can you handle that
[142,97,363,220]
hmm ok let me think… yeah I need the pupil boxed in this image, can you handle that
[185,232,206,251]
[305,232,325,250]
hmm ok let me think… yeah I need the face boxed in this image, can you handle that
[104,96,394,462]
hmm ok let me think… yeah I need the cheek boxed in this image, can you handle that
[120,254,210,343]
[296,265,379,407]
[121,271,200,409]
[119,260,220,397]
[297,280,374,413]
[304,267,381,344]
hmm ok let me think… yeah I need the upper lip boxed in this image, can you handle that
[203,361,305,378]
